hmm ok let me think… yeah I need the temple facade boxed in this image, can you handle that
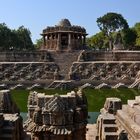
[41,19,87,51]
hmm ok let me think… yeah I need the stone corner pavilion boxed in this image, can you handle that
[41,19,87,51]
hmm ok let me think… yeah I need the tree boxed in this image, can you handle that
[96,12,129,50]
[16,26,34,51]
[35,38,43,49]
[121,28,137,49]
[0,23,12,50]
[0,24,34,51]
[134,22,140,47]
[87,32,109,50]
[10,29,19,50]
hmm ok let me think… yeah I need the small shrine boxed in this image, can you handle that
[41,19,87,51]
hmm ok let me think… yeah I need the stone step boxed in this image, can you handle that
[47,81,61,89]
[0,134,13,138]
[103,124,118,132]
[103,132,118,140]
[50,51,81,80]
[2,126,15,131]
[101,114,116,124]
[122,105,128,112]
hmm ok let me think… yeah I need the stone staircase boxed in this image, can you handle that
[50,51,82,80]
[47,81,62,89]
[0,126,14,139]
[96,114,118,140]
[47,80,73,89]
[129,79,140,88]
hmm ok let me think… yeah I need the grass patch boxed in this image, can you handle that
[11,90,29,112]
[84,88,140,112]
[10,88,140,112]
[11,89,71,112]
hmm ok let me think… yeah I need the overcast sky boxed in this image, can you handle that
[0,0,140,42]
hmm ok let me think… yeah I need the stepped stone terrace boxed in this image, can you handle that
[0,19,140,89]
[92,96,140,140]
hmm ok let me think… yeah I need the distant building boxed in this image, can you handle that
[41,19,87,51]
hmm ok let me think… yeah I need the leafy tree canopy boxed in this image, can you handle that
[96,12,129,50]
[97,12,129,36]
[134,22,140,47]
[0,23,34,51]
[0,23,12,50]
[87,32,108,49]
[35,38,43,49]
[15,26,34,50]
[121,28,137,49]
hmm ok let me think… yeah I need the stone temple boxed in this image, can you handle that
[41,19,87,51]
[0,18,140,89]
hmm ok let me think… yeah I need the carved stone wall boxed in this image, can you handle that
[0,50,140,88]
[70,62,140,81]
[24,90,88,140]
[0,90,23,140]
[0,62,59,82]
[95,96,140,140]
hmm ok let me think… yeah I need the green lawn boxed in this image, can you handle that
[11,89,70,112]
[11,88,140,112]
[84,88,140,111]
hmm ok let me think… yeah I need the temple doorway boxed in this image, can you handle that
[61,33,68,50]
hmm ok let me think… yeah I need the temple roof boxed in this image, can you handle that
[57,19,71,27]
[42,18,87,35]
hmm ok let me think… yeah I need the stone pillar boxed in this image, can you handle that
[57,33,61,51]
[83,35,86,46]
[46,34,50,50]
[68,33,72,51]
[78,34,82,49]
[43,35,46,49]
[54,34,57,50]
[73,34,77,49]
[50,34,53,50]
